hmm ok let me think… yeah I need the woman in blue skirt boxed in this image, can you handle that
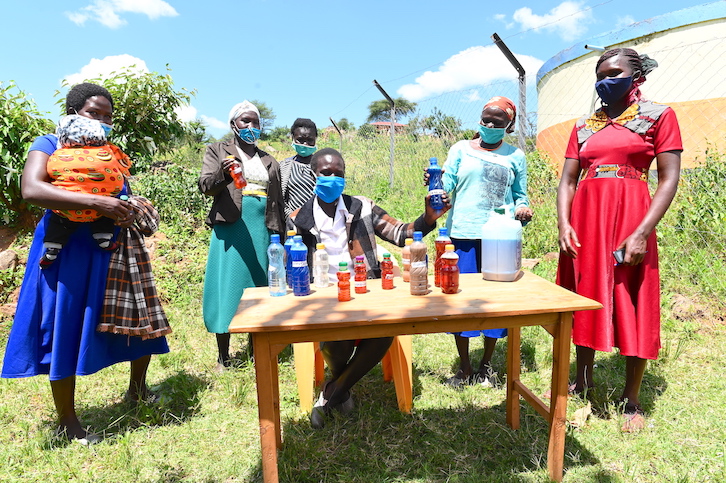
[1,83,169,443]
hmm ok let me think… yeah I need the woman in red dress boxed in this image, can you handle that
[557,48,682,432]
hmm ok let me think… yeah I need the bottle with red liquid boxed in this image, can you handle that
[434,227,451,287]
[381,252,394,290]
[401,238,412,283]
[230,160,247,189]
[337,261,351,302]
[354,255,367,294]
[440,244,460,294]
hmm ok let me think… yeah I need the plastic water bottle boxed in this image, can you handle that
[381,252,394,290]
[314,243,329,288]
[434,227,451,287]
[290,235,310,296]
[481,207,523,282]
[409,231,428,295]
[267,234,287,297]
[427,157,445,213]
[337,261,351,302]
[284,230,296,286]
[230,160,247,189]
[402,238,412,283]
[440,244,459,294]
[354,255,367,294]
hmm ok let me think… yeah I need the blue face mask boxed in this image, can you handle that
[292,143,316,158]
[478,124,506,145]
[595,76,633,105]
[236,127,262,144]
[99,122,113,137]
[314,176,346,203]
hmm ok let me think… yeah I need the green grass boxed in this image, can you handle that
[2,139,726,482]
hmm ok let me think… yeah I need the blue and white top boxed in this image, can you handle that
[442,139,529,239]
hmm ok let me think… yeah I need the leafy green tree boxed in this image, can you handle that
[265,126,290,143]
[250,99,276,135]
[58,65,195,171]
[0,81,55,227]
[336,118,355,131]
[366,98,417,123]
[357,123,378,139]
[421,108,462,139]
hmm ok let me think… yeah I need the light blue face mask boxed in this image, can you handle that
[314,176,346,203]
[236,127,262,144]
[292,142,316,158]
[100,123,113,137]
[478,124,506,145]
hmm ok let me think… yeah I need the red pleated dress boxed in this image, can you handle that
[557,101,682,360]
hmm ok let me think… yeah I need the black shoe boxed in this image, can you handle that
[40,247,60,269]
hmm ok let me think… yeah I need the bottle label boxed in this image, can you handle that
[402,258,409,265]
[411,261,427,269]
[354,281,366,288]
[292,260,307,267]
[428,188,445,196]
[384,273,394,280]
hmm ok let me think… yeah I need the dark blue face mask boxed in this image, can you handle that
[595,76,633,105]
[314,176,346,203]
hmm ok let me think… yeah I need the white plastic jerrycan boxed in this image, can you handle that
[481,207,522,282]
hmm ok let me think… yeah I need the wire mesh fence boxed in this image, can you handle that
[321,32,726,314]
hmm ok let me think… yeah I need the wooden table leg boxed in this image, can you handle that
[253,334,280,483]
[293,342,316,413]
[388,335,413,413]
[547,312,573,482]
[506,327,522,430]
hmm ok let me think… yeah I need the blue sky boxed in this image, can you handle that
[0,0,716,139]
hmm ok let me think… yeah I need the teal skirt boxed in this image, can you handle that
[203,196,270,333]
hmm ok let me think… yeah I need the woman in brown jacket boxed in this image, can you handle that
[199,100,284,370]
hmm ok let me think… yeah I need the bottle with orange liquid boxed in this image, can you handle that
[337,261,351,302]
[381,253,394,290]
[354,255,367,294]
[434,227,451,287]
[229,160,247,189]
[440,244,460,294]
[401,238,413,283]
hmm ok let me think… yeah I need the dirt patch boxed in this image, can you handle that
[670,293,725,330]
[0,227,17,251]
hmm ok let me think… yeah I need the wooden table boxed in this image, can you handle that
[230,271,601,482]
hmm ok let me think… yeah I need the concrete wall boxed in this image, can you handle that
[536,2,726,169]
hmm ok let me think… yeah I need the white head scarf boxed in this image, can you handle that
[228,100,260,129]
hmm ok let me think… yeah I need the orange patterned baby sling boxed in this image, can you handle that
[47,144,132,222]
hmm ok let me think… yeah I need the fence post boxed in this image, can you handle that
[492,33,527,153]
[373,79,396,188]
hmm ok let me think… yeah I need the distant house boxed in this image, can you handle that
[370,121,407,134]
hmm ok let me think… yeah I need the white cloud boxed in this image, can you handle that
[509,1,593,42]
[175,104,197,123]
[201,115,228,131]
[66,0,178,29]
[616,15,636,30]
[63,54,149,86]
[397,45,543,102]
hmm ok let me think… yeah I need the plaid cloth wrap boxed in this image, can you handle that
[97,195,171,339]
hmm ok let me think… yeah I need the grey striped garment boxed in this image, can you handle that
[280,156,316,218]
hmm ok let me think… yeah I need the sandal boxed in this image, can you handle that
[620,402,645,433]
[474,364,500,388]
[444,370,473,388]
